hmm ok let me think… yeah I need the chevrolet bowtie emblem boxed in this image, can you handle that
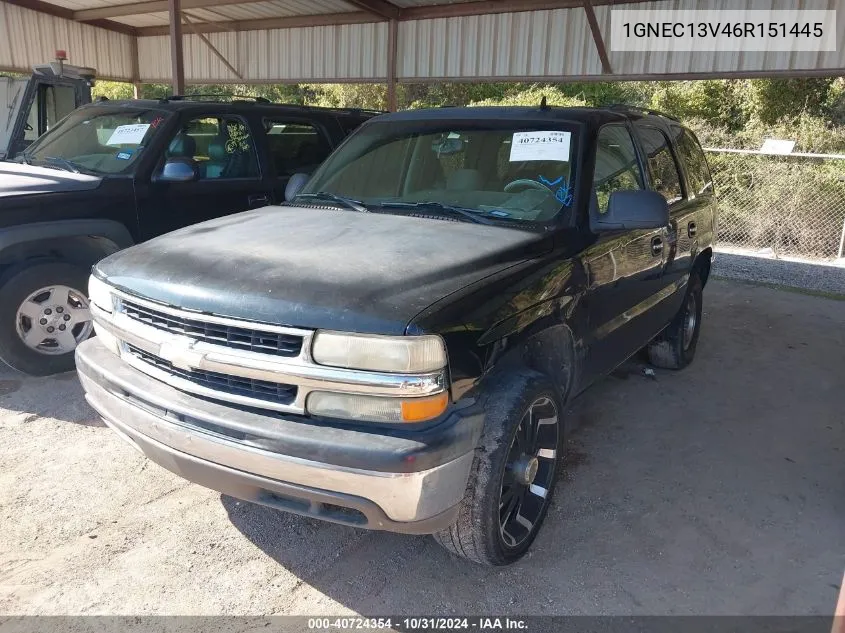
[158,338,204,371]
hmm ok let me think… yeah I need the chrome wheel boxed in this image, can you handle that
[498,396,560,549]
[682,292,697,351]
[15,285,92,355]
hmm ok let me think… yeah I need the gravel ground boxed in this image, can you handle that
[713,248,845,296]
[0,278,843,616]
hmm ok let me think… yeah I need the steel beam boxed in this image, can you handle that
[583,0,612,74]
[137,12,374,37]
[386,18,398,111]
[168,0,185,95]
[345,0,400,20]
[182,13,243,80]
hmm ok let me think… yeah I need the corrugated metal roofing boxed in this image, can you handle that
[398,7,603,79]
[112,0,359,27]
[0,2,133,79]
[137,22,388,82]
[45,0,157,10]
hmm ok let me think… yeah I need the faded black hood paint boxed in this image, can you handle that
[0,162,102,197]
[96,206,552,334]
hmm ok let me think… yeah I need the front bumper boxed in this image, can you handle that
[76,338,481,534]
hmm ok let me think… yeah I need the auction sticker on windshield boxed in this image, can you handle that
[510,131,571,162]
[106,124,151,146]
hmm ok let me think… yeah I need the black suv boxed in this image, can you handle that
[77,105,716,565]
[0,97,377,375]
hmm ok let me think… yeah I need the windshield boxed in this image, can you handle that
[21,107,170,175]
[300,120,579,224]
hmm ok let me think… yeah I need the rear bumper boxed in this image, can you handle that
[76,338,481,534]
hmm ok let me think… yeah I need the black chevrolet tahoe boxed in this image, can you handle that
[76,105,716,566]
[0,97,377,375]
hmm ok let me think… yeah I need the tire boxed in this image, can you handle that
[646,271,703,370]
[433,369,563,566]
[0,262,93,376]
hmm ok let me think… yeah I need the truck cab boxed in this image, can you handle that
[0,61,94,161]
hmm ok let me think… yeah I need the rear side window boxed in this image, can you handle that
[636,125,683,204]
[263,119,331,177]
[675,128,713,196]
[592,124,643,214]
[337,116,369,136]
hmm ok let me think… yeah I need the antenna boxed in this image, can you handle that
[540,95,550,111]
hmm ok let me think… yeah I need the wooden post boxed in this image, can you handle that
[168,0,185,95]
[386,18,398,112]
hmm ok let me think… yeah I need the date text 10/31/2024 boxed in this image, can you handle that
[307,617,529,631]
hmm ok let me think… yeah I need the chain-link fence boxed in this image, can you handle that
[706,149,845,261]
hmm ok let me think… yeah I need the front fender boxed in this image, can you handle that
[0,219,134,255]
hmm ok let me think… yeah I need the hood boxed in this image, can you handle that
[0,162,102,197]
[97,206,551,334]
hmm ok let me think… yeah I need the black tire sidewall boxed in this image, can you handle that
[475,371,564,565]
[0,262,90,376]
[678,273,704,367]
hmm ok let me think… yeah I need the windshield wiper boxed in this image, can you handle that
[43,156,81,173]
[376,201,496,225]
[294,192,368,213]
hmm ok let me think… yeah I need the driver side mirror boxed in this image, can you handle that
[154,157,199,183]
[593,190,669,231]
[285,172,310,202]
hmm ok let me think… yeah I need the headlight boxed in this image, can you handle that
[311,331,446,373]
[307,391,448,423]
[88,275,114,313]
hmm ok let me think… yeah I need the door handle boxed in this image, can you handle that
[688,221,697,238]
[248,193,270,207]
[651,236,664,257]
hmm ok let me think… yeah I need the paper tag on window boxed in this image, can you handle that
[106,124,150,146]
[510,131,571,162]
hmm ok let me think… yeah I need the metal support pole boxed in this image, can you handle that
[168,0,185,95]
[129,35,141,99]
[386,18,398,112]
[838,216,845,260]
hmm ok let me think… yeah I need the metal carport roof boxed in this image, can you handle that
[2,0,845,109]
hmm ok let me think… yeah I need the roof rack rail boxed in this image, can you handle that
[605,104,680,122]
[164,94,271,103]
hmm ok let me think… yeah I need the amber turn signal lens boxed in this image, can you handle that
[401,392,449,422]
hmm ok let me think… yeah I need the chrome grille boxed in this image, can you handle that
[125,344,298,407]
[121,299,302,357]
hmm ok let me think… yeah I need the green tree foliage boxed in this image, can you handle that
[301,83,386,110]
[469,85,586,108]
[91,80,134,100]
[743,78,834,124]
[647,80,744,129]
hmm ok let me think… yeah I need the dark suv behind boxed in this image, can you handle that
[0,97,378,375]
[77,105,716,565]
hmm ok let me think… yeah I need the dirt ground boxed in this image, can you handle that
[0,279,843,616]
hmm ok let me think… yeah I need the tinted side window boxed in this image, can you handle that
[592,125,643,214]
[676,128,713,196]
[263,119,331,177]
[636,125,683,204]
[168,116,259,180]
